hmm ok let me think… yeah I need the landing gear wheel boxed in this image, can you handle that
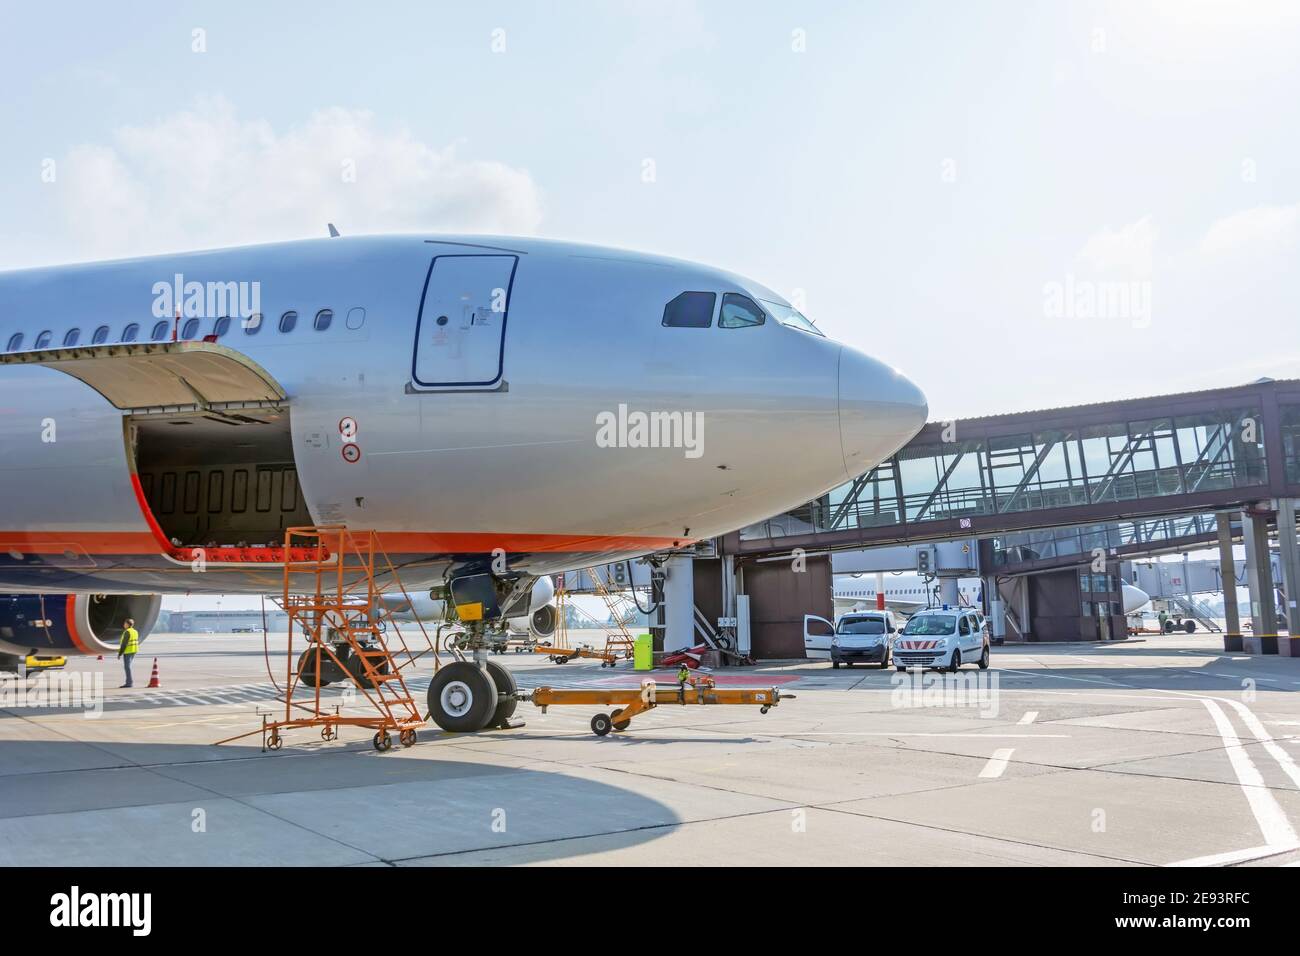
[978,644,990,670]
[296,649,331,688]
[426,661,499,733]
[948,650,961,673]
[483,659,518,727]
[399,729,417,748]
[610,707,630,732]
[372,731,393,751]
[591,713,613,737]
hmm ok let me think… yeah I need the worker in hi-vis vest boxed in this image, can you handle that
[118,618,139,688]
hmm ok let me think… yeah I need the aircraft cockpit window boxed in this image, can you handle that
[662,291,716,328]
[5,333,22,352]
[719,293,765,329]
[244,313,263,335]
[278,310,298,333]
[63,328,81,347]
[213,317,231,337]
[121,323,139,343]
[313,309,333,331]
[759,298,824,336]
[181,318,200,340]
[92,325,110,344]
[150,321,169,341]
[34,331,52,349]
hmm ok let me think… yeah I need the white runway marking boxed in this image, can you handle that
[1168,842,1300,867]
[1018,711,1038,725]
[1200,699,1298,847]
[979,748,1015,778]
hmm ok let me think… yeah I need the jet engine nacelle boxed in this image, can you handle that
[0,593,162,658]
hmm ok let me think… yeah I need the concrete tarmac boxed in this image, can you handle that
[4,631,1300,867]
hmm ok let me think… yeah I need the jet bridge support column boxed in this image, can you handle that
[1242,510,1278,652]
[664,555,696,654]
[1276,499,1300,653]
[1217,511,1242,651]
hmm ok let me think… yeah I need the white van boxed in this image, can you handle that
[803,610,901,668]
[893,608,990,672]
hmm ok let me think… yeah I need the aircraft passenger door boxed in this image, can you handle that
[412,255,518,389]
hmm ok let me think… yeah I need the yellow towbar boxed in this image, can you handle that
[528,678,792,736]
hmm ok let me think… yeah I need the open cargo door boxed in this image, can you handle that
[1,342,319,564]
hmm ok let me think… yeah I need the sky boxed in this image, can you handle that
[2,1,1298,609]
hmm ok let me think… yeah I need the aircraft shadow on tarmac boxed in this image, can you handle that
[0,738,682,866]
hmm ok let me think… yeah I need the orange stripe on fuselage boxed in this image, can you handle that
[0,530,687,557]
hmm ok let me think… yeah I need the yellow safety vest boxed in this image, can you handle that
[121,627,139,655]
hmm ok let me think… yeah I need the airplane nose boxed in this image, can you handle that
[838,346,929,479]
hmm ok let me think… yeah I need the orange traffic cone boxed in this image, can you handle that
[96,655,103,661]
[147,658,161,688]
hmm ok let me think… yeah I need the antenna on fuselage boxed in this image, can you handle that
[327,223,340,238]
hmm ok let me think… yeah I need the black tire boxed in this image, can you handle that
[427,661,499,733]
[484,659,518,727]
[345,648,389,688]
[611,707,631,732]
[949,650,961,673]
[591,713,613,736]
[831,661,840,669]
[879,649,891,669]
[1184,620,1196,634]
[1164,619,1174,634]
[296,648,331,688]
[978,643,990,670]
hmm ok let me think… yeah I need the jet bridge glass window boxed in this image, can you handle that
[5,333,22,352]
[63,328,80,347]
[151,321,169,341]
[719,293,765,329]
[662,291,715,328]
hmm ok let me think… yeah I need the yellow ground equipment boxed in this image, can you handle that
[529,677,792,736]
[24,654,67,672]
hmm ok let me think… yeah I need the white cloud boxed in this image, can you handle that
[1200,203,1300,258]
[57,98,542,260]
[1074,216,1157,277]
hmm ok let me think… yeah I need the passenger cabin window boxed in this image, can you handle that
[662,291,716,328]
[244,313,262,335]
[719,293,765,329]
[63,328,81,347]
[313,309,333,331]
[213,316,231,337]
[91,325,110,344]
[151,320,169,342]
[5,333,22,352]
[181,318,200,340]
[121,323,139,343]
[279,311,297,333]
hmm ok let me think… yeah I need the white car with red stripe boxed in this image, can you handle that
[893,608,990,672]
